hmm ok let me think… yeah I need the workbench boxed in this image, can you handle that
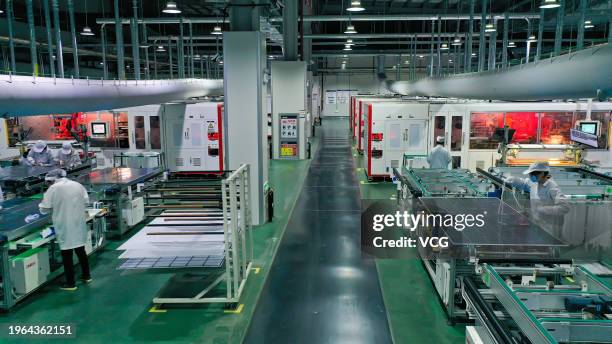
[78,167,163,237]
[0,163,92,196]
[0,198,106,310]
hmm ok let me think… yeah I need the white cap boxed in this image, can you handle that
[61,142,73,155]
[523,161,550,175]
[45,169,67,181]
[436,136,445,144]
[33,140,47,153]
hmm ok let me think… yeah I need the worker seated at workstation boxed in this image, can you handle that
[26,140,55,166]
[56,142,82,169]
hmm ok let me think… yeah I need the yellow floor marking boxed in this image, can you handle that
[149,305,167,313]
[224,304,245,314]
[356,168,363,171]
[251,267,261,274]
[565,276,575,283]
[360,181,366,184]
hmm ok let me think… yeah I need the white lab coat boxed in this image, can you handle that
[56,151,81,169]
[27,149,54,166]
[427,144,452,169]
[39,178,89,250]
[506,176,570,234]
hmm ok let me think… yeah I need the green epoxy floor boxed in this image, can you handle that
[1,119,465,343]
[0,148,316,344]
[353,145,466,344]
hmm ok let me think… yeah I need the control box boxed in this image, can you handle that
[10,247,51,295]
[276,113,307,160]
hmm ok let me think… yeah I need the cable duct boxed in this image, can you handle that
[382,44,612,101]
[0,75,223,117]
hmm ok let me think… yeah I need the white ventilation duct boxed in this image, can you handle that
[383,44,612,101]
[0,75,223,116]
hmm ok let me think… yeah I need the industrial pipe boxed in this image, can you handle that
[554,0,565,56]
[25,0,38,75]
[115,0,126,79]
[6,0,16,73]
[131,0,141,80]
[67,0,79,78]
[536,7,545,62]
[382,44,612,101]
[101,26,108,79]
[466,0,475,72]
[51,0,64,78]
[42,0,55,77]
[95,13,540,25]
[478,0,486,72]
[178,18,185,79]
[0,76,223,116]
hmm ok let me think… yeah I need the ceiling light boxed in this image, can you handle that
[508,41,516,47]
[418,55,424,58]
[156,45,166,52]
[344,24,357,34]
[0,9,4,14]
[343,45,352,51]
[211,25,223,35]
[584,20,594,29]
[80,26,95,36]
[471,53,477,57]
[404,60,410,64]
[440,43,449,50]
[539,0,561,9]
[484,22,496,33]
[526,34,537,43]
[219,60,223,65]
[343,54,348,57]
[162,1,181,14]
[345,39,355,46]
[194,54,201,60]
[452,37,462,46]
[346,0,365,12]
[449,59,453,63]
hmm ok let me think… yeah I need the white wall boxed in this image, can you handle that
[321,73,391,117]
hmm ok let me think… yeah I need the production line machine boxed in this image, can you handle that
[77,167,164,237]
[0,198,106,310]
[464,262,612,343]
[116,164,252,306]
[0,163,92,196]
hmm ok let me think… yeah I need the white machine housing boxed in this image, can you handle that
[355,97,399,152]
[163,102,225,173]
[363,101,429,178]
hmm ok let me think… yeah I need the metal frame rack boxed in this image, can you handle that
[0,198,106,310]
[463,263,612,343]
[117,164,252,305]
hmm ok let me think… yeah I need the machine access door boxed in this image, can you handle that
[431,113,467,168]
[403,120,427,156]
[128,113,162,151]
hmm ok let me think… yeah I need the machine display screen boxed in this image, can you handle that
[91,122,108,136]
[579,122,598,135]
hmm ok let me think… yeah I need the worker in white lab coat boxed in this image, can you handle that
[27,140,54,166]
[427,136,452,169]
[504,161,570,236]
[56,142,82,169]
[39,169,91,290]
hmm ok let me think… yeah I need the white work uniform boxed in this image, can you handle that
[57,151,81,169]
[39,178,89,250]
[506,176,570,234]
[27,149,54,166]
[427,144,452,169]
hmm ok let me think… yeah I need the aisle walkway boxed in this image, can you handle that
[244,118,392,343]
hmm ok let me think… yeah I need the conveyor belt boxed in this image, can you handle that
[244,119,392,343]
